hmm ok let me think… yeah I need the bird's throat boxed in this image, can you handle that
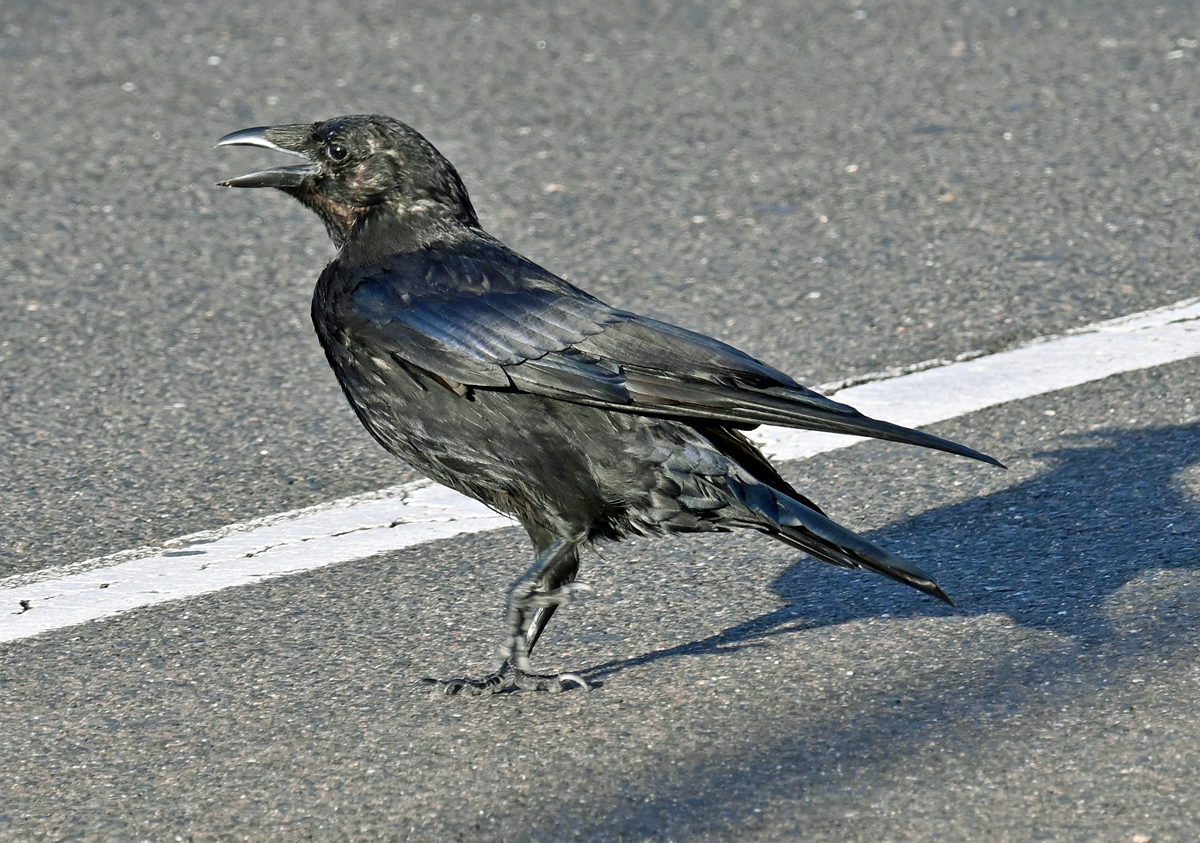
[293,189,367,248]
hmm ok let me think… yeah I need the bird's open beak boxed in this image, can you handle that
[215,125,321,189]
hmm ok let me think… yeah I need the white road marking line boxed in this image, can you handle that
[1,484,511,643]
[752,296,1200,460]
[4,297,1200,644]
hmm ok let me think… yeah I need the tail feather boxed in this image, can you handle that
[727,476,952,604]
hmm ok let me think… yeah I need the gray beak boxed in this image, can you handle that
[215,126,320,189]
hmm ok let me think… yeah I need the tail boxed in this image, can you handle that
[727,475,952,604]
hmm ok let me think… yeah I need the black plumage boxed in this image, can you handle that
[217,115,1001,695]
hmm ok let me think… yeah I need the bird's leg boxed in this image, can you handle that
[502,537,587,668]
[425,537,591,696]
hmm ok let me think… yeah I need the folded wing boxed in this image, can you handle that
[334,241,1001,467]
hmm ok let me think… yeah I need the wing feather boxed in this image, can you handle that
[330,241,1000,466]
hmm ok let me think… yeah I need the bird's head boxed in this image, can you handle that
[216,114,478,248]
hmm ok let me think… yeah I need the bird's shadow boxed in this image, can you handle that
[579,421,1200,684]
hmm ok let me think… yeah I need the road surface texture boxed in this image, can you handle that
[2,1,1199,840]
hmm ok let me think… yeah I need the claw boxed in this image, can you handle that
[423,661,590,696]
[552,672,589,691]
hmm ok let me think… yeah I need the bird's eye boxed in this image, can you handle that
[325,142,349,162]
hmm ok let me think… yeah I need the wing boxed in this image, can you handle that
[331,241,1001,466]
[333,242,631,403]
[574,314,1001,465]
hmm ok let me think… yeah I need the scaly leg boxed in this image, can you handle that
[425,537,590,696]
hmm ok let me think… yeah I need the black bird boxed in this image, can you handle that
[217,115,1001,695]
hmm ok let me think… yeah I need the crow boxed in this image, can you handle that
[217,115,1001,695]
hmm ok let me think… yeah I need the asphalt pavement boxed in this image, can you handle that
[2,1,1199,840]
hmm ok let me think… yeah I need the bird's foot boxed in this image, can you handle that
[423,660,589,696]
